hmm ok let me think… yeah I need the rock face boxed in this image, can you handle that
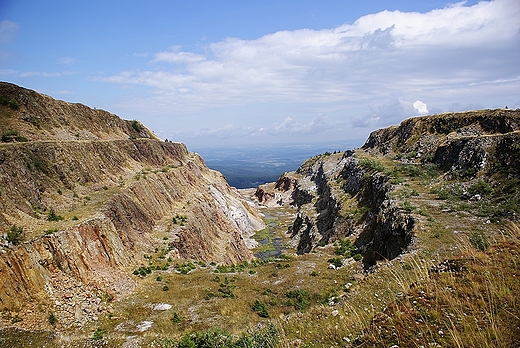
[363,109,520,178]
[255,109,520,264]
[256,150,415,263]
[0,82,263,324]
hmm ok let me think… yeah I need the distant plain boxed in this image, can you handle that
[193,140,364,188]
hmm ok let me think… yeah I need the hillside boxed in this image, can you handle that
[0,82,263,329]
[0,83,518,348]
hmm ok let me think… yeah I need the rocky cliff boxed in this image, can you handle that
[0,82,263,326]
[255,109,520,265]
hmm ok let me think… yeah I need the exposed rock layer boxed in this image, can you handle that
[0,83,263,324]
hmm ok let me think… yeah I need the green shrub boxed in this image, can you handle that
[175,262,196,274]
[358,158,386,173]
[92,328,103,340]
[47,208,64,222]
[131,120,142,133]
[252,300,270,318]
[133,266,152,277]
[218,277,236,298]
[285,289,310,311]
[401,200,417,213]
[162,285,169,291]
[0,95,8,106]
[171,311,182,324]
[6,225,23,245]
[9,99,20,110]
[45,228,58,235]
[2,129,27,142]
[178,335,196,348]
[468,180,492,196]
[334,239,356,257]
[48,312,56,325]
[328,257,343,268]
[353,253,363,261]
[192,328,234,348]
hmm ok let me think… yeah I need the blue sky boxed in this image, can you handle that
[1,0,519,149]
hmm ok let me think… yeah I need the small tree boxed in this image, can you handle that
[252,300,270,318]
[6,225,23,245]
[47,208,64,222]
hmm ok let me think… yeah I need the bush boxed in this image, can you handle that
[468,180,492,196]
[48,312,56,325]
[171,311,182,324]
[1,129,27,142]
[179,335,196,348]
[252,300,270,318]
[45,228,58,235]
[334,239,355,257]
[92,328,103,340]
[328,257,343,268]
[9,99,20,110]
[192,328,234,348]
[358,158,386,173]
[6,225,23,245]
[285,289,310,311]
[47,208,64,222]
[218,277,236,298]
[133,266,152,277]
[236,323,280,348]
[175,262,196,274]
[401,200,417,213]
[131,120,142,133]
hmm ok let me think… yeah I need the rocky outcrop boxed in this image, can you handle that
[363,109,520,178]
[271,110,519,262]
[0,83,264,327]
[256,150,416,262]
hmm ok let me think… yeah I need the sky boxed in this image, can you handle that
[0,0,519,149]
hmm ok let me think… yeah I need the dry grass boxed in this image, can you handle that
[353,223,520,348]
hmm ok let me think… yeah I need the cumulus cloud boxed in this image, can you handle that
[97,0,520,143]
[413,100,428,115]
[102,1,518,103]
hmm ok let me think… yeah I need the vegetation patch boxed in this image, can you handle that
[6,225,23,245]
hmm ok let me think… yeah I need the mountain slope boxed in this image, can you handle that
[0,82,263,327]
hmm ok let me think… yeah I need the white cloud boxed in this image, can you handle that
[413,100,428,114]
[98,0,520,143]
[101,0,520,106]
[0,69,17,76]
[352,98,426,129]
[0,20,18,43]
[59,57,76,65]
[19,71,76,78]
[252,114,345,136]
